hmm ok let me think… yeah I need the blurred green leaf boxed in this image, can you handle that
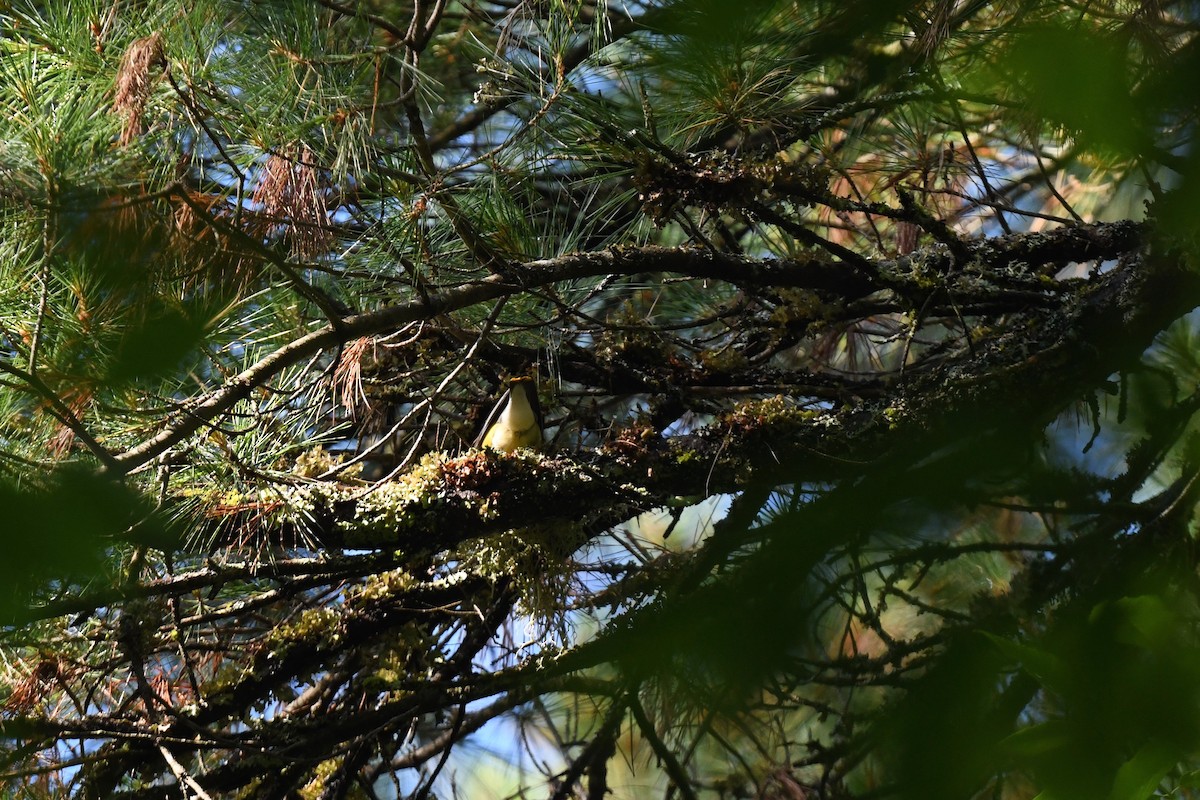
[873,631,1019,800]
[1090,595,1175,650]
[1001,720,1077,759]
[1175,769,1200,789]
[1107,739,1178,800]
[106,306,207,382]
[1000,25,1143,156]
[0,469,146,620]
[984,632,1070,694]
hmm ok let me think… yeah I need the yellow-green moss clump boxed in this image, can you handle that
[265,606,342,654]
[727,395,824,435]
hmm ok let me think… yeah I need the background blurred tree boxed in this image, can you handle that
[1,0,1200,798]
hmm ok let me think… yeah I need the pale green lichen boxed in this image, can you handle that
[291,446,361,479]
[730,395,820,430]
[265,606,342,653]
[298,759,340,800]
[356,567,418,602]
[456,530,575,626]
[360,624,442,692]
[269,451,494,539]
[209,450,590,550]
[344,450,526,533]
[771,287,839,328]
[700,345,749,372]
[882,403,906,429]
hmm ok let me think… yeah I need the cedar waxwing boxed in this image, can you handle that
[478,377,544,452]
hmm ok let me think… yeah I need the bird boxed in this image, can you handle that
[477,376,544,453]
